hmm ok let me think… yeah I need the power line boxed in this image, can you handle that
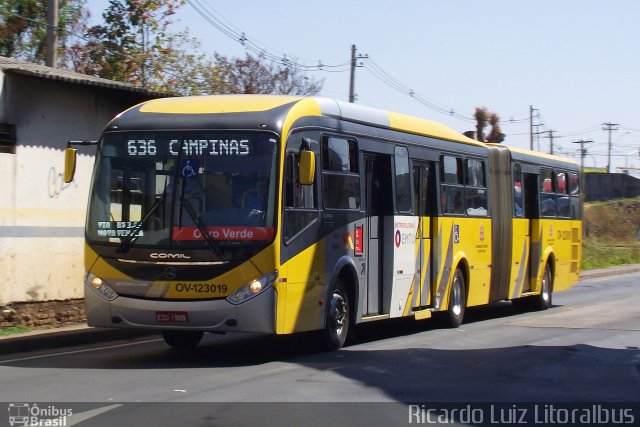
[185,1,535,126]
[187,0,350,72]
[0,10,92,43]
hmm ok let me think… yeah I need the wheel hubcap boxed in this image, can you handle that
[451,278,462,316]
[542,270,551,302]
[330,292,347,335]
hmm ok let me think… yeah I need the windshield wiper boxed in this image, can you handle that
[115,197,163,253]
[177,181,225,258]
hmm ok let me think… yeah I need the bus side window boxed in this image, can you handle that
[556,171,570,218]
[465,158,487,217]
[394,146,412,213]
[284,152,317,242]
[285,153,314,209]
[440,155,465,215]
[540,169,556,217]
[569,172,580,219]
[513,163,524,218]
[321,137,360,210]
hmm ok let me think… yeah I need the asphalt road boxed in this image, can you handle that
[1,272,639,426]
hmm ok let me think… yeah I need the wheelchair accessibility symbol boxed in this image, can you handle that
[180,159,200,178]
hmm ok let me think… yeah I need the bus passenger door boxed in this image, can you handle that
[412,162,433,309]
[510,164,530,297]
[522,172,540,293]
[364,154,392,316]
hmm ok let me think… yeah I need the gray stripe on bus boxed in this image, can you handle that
[435,224,454,310]
[0,226,84,238]
[512,239,528,299]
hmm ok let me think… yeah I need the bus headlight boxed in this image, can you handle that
[226,271,277,305]
[86,273,119,301]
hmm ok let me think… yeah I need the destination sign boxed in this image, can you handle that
[126,139,250,157]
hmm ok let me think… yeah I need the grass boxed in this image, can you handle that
[0,325,32,336]
[582,241,640,270]
[582,197,640,270]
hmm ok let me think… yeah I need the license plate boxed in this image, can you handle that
[156,311,189,323]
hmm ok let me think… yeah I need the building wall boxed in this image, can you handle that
[585,173,640,202]
[0,72,151,304]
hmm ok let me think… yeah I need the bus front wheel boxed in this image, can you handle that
[322,279,350,351]
[445,268,466,328]
[162,330,204,349]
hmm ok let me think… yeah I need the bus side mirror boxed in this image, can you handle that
[63,147,77,183]
[299,150,316,185]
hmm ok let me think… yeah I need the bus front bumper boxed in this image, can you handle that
[84,283,276,334]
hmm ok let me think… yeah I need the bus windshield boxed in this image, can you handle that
[86,131,278,255]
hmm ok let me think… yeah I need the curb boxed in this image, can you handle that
[0,326,156,356]
[1,264,638,357]
[579,264,640,280]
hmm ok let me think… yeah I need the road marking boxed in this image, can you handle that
[0,338,163,364]
[67,404,123,426]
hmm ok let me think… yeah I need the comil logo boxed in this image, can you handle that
[8,403,72,426]
[150,252,191,260]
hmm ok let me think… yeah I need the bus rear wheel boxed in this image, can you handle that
[445,268,466,328]
[162,330,204,349]
[323,279,350,351]
[512,262,553,312]
[533,262,553,310]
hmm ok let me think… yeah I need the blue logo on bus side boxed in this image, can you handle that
[180,159,199,178]
[453,225,460,244]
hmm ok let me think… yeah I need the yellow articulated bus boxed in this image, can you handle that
[64,95,582,350]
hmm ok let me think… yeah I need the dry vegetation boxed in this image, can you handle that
[583,197,640,269]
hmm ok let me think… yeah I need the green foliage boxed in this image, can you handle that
[582,241,640,270]
[0,0,87,64]
[0,325,31,336]
[77,0,186,87]
[1,0,324,96]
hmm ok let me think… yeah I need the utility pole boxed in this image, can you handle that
[348,45,368,103]
[529,105,538,150]
[602,122,619,173]
[349,45,357,103]
[543,130,556,155]
[46,0,58,68]
[571,139,593,172]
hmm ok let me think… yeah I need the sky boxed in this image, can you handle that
[88,0,640,176]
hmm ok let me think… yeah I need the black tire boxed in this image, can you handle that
[162,330,204,349]
[323,279,350,350]
[533,262,553,310]
[445,268,466,328]
[513,262,553,312]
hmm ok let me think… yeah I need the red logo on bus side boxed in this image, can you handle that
[355,225,364,255]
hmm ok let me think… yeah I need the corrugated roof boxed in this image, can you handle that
[0,56,171,97]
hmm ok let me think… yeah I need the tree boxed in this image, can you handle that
[2,0,324,96]
[486,113,505,143]
[0,0,88,65]
[75,0,185,87]
[204,53,322,96]
[474,107,504,143]
[474,106,489,142]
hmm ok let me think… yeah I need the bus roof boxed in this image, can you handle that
[505,145,580,169]
[125,95,482,147]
